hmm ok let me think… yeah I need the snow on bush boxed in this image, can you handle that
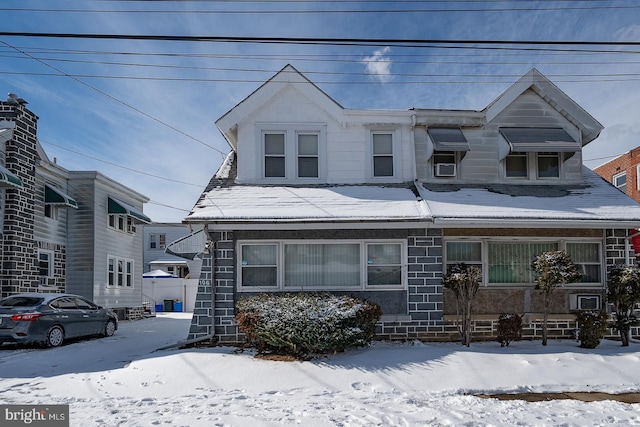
[235,293,382,357]
[574,309,608,349]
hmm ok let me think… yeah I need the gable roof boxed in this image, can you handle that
[215,64,344,150]
[484,69,603,145]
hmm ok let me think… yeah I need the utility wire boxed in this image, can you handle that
[0,40,227,156]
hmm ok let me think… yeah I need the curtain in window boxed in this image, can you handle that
[566,242,600,283]
[488,242,557,283]
[285,244,360,287]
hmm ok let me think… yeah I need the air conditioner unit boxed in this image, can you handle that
[435,163,456,177]
[570,294,601,310]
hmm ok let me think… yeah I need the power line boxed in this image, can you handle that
[1,40,227,156]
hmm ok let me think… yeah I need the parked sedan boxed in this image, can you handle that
[0,293,118,347]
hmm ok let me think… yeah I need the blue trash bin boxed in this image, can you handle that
[155,304,163,312]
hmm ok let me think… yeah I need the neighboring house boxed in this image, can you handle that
[142,223,203,312]
[594,148,640,254]
[0,94,151,319]
[175,65,640,343]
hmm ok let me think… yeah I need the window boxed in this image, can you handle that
[372,133,394,177]
[38,250,53,278]
[613,171,627,193]
[108,215,136,234]
[44,204,58,220]
[238,240,405,290]
[445,239,603,287]
[297,133,319,178]
[241,244,278,287]
[537,152,560,178]
[566,242,601,283]
[149,233,166,249]
[367,243,402,287]
[285,243,360,287]
[505,152,528,178]
[433,151,457,177]
[107,255,134,287]
[264,133,286,178]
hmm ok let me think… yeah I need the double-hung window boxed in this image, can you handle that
[297,133,319,178]
[537,152,560,178]
[613,171,627,193]
[264,133,286,178]
[372,133,394,177]
[149,233,166,249]
[239,241,405,290]
[566,242,601,283]
[505,152,528,178]
[108,255,134,287]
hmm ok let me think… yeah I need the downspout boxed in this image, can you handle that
[410,114,417,180]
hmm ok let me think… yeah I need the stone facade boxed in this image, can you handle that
[0,100,40,296]
[187,226,635,344]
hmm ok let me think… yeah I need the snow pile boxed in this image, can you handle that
[1,313,640,426]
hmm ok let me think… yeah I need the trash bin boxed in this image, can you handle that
[155,304,163,313]
[163,299,174,312]
[174,301,183,312]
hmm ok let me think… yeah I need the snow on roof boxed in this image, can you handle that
[417,167,640,224]
[186,185,430,223]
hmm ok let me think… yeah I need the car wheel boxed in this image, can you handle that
[46,325,64,347]
[104,319,116,337]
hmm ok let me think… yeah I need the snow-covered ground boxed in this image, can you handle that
[2,313,640,426]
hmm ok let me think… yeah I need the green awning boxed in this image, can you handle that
[45,184,78,208]
[108,196,151,224]
[0,165,23,188]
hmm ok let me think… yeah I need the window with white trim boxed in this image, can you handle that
[297,133,319,178]
[445,240,602,286]
[149,233,166,249]
[259,125,325,181]
[107,255,134,287]
[239,240,405,290]
[613,171,627,193]
[372,132,394,177]
[108,215,136,234]
[38,250,53,278]
[505,152,561,179]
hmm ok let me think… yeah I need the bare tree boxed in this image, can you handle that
[532,250,582,346]
[443,263,482,347]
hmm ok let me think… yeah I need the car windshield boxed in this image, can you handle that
[0,296,44,307]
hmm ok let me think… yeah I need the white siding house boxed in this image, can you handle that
[179,65,640,343]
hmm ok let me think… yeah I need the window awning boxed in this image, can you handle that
[427,128,470,152]
[108,196,151,224]
[45,184,78,208]
[0,165,23,188]
[499,128,579,153]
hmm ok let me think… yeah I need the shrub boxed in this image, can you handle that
[574,310,608,349]
[607,265,640,346]
[496,313,523,347]
[235,293,382,357]
[442,263,481,347]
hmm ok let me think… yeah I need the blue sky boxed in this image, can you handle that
[2,1,640,222]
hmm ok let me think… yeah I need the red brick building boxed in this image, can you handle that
[594,147,640,254]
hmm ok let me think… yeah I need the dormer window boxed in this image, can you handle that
[499,127,578,181]
[426,127,469,178]
[259,125,325,181]
[264,133,286,178]
[372,132,394,177]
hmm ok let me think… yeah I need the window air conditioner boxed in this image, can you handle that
[570,294,601,310]
[435,163,456,177]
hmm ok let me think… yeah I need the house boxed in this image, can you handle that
[142,223,203,312]
[0,94,151,319]
[593,148,640,255]
[176,65,640,343]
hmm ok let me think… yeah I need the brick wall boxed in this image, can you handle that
[594,147,640,203]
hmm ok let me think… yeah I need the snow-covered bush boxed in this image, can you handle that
[235,293,382,357]
[574,310,608,349]
[496,313,523,347]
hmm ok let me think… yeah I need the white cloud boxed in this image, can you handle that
[362,47,393,83]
